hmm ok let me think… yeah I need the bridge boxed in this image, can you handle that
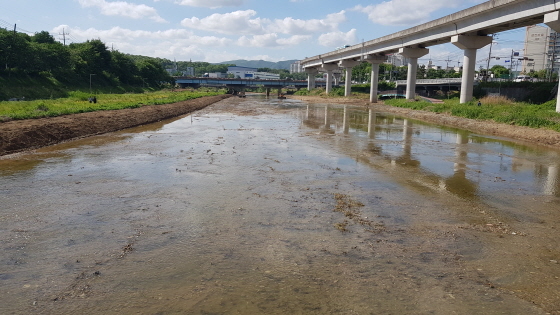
[300,0,560,112]
[174,77,324,95]
[395,78,466,96]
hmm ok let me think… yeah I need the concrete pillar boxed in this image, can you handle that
[365,54,386,103]
[326,71,333,94]
[399,47,429,100]
[451,35,492,104]
[321,63,339,94]
[339,59,361,97]
[544,11,560,112]
[304,67,319,91]
[333,72,342,86]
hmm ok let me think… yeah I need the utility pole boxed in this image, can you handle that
[89,74,96,94]
[6,24,16,71]
[59,28,69,46]
[509,49,514,80]
[549,32,557,82]
[445,57,452,72]
[486,34,496,81]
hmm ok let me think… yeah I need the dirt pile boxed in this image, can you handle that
[0,94,231,156]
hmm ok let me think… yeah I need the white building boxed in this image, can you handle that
[227,66,279,80]
[290,61,303,74]
[522,25,549,73]
[386,54,408,67]
[228,66,256,78]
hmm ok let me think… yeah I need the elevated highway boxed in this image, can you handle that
[300,0,560,111]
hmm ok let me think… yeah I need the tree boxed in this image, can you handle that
[490,65,509,79]
[32,31,56,44]
[137,59,173,87]
[417,65,426,79]
[69,39,112,77]
[111,51,140,84]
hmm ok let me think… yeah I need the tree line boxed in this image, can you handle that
[0,28,173,88]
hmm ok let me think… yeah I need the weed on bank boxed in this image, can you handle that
[0,90,223,121]
[384,96,560,132]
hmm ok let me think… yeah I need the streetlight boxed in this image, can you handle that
[89,74,96,94]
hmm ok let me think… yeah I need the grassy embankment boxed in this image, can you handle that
[0,89,223,121]
[384,96,560,132]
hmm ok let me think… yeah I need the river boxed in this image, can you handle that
[1,95,560,314]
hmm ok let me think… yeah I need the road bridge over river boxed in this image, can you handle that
[300,0,560,112]
[395,78,466,96]
[174,77,325,96]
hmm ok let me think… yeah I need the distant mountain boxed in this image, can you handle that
[216,59,299,70]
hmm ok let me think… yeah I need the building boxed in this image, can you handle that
[547,31,560,77]
[290,61,303,74]
[386,54,408,67]
[522,25,549,73]
[227,66,280,80]
[227,66,256,79]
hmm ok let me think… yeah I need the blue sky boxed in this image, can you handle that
[1,0,529,68]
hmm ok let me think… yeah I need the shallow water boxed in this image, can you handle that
[1,95,560,314]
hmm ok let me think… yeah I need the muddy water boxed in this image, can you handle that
[1,95,560,314]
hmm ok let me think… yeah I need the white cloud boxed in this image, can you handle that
[267,10,346,35]
[237,34,311,48]
[181,9,348,38]
[175,0,245,9]
[277,35,312,46]
[318,29,357,47]
[181,10,267,35]
[353,0,464,26]
[78,0,166,23]
[53,25,231,47]
[238,34,280,47]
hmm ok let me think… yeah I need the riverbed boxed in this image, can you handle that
[1,95,560,314]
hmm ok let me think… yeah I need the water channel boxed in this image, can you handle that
[1,95,560,314]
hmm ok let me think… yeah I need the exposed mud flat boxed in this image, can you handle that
[0,94,231,156]
[1,95,560,314]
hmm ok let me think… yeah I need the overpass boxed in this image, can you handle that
[300,0,560,112]
[174,77,324,95]
[395,78,465,96]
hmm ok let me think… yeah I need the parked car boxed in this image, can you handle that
[514,75,531,82]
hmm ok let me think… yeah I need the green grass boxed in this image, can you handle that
[384,97,560,132]
[0,90,223,121]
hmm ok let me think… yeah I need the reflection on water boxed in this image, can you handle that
[301,103,560,198]
[1,96,560,314]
